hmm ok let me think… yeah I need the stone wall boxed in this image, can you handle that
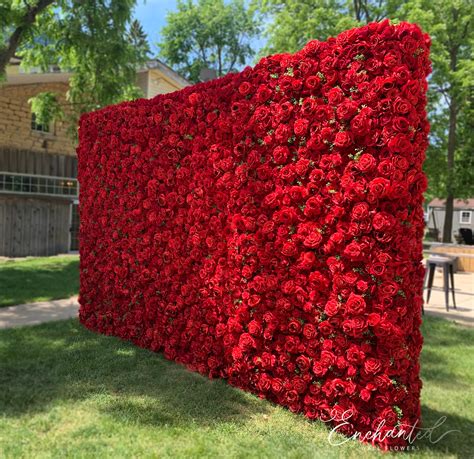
[0,82,75,156]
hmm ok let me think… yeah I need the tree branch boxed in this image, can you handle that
[0,0,55,75]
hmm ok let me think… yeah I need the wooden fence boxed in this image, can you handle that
[0,147,77,177]
[0,195,71,257]
[0,147,77,257]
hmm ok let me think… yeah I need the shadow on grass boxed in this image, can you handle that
[416,316,474,457]
[0,316,472,457]
[416,406,474,458]
[0,319,266,428]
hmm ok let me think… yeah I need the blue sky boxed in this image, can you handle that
[133,0,266,61]
[133,0,178,54]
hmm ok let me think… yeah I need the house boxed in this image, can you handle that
[0,59,189,257]
[427,198,474,242]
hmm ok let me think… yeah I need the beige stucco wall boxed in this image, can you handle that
[136,72,149,96]
[131,70,185,99]
[146,69,182,98]
[0,82,75,156]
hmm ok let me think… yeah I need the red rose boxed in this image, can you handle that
[273,145,290,164]
[248,320,263,336]
[368,313,381,327]
[299,251,316,270]
[282,241,298,257]
[312,362,327,377]
[342,317,367,338]
[357,154,377,172]
[360,389,372,402]
[239,333,256,351]
[288,319,302,334]
[272,378,284,394]
[388,134,413,154]
[368,177,390,198]
[372,212,394,231]
[304,196,323,218]
[351,202,370,220]
[368,262,386,276]
[351,114,371,135]
[364,357,383,374]
[296,355,312,372]
[345,293,367,314]
[303,323,317,340]
[294,118,309,136]
[238,81,252,95]
[356,280,369,292]
[305,75,321,90]
[378,281,399,298]
[327,87,344,104]
[301,98,317,116]
[303,231,323,248]
[334,131,353,148]
[393,97,411,114]
[344,241,363,260]
[325,299,340,317]
[336,101,359,121]
[318,320,334,336]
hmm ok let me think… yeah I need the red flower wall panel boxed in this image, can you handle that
[78,20,431,449]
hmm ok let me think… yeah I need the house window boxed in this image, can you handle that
[0,172,78,198]
[31,113,50,133]
[460,211,472,224]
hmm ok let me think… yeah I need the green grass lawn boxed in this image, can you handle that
[0,256,79,307]
[0,316,472,458]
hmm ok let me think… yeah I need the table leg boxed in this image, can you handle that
[449,264,457,309]
[443,266,450,311]
[426,264,435,304]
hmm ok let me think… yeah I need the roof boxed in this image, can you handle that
[140,59,190,87]
[5,58,190,87]
[428,198,474,210]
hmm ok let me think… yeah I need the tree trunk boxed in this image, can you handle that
[442,100,457,243]
[0,0,55,76]
[442,15,460,244]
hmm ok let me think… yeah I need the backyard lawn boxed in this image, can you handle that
[0,256,79,307]
[0,316,472,458]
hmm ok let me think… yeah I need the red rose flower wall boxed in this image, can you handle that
[78,21,431,449]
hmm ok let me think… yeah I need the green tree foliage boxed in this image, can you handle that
[28,91,62,126]
[258,0,473,242]
[257,0,402,54]
[398,0,473,241]
[1,1,150,128]
[159,0,260,83]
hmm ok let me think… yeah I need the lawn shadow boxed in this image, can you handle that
[0,319,267,428]
[1,316,472,457]
[415,316,474,457]
[413,406,474,458]
[420,348,471,390]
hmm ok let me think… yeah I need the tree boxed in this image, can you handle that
[0,0,54,74]
[259,0,473,243]
[1,1,149,127]
[257,0,403,54]
[159,0,260,83]
[398,0,473,242]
